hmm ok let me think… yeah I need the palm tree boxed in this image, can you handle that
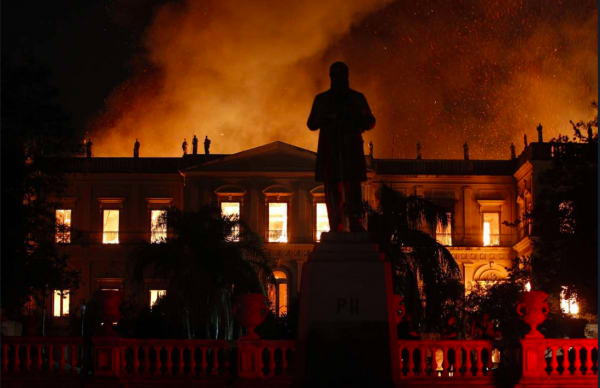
[366,184,463,332]
[130,204,273,339]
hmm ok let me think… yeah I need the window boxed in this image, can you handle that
[435,212,452,246]
[150,210,167,243]
[53,290,70,317]
[268,203,288,243]
[55,209,72,243]
[315,203,330,242]
[482,213,500,246]
[560,287,579,316]
[149,289,166,308]
[221,202,241,241]
[268,271,288,317]
[103,210,120,244]
[559,201,575,234]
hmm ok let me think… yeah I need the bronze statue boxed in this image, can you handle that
[537,123,543,143]
[307,62,375,232]
[182,138,188,156]
[510,143,516,160]
[86,138,93,158]
[192,135,198,155]
[134,139,140,158]
[463,142,469,160]
[204,136,211,155]
[368,141,374,158]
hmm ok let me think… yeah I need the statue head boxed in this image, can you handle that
[329,61,349,89]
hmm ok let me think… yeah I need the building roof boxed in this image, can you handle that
[374,159,516,176]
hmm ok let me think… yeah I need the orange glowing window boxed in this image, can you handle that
[483,213,500,246]
[560,287,579,316]
[268,270,288,317]
[150,210,167,243]
[53,290,70,317]
[149,289,166,308]
[55,209,72,243]
[268,203,288,243]
[315,203,330,241]
[103,210,120,244]
[221,202,240,241]
[435,212,452,246]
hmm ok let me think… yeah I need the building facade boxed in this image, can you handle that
[45,141,552,327]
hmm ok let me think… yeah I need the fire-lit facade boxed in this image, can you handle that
[46,141,551,330]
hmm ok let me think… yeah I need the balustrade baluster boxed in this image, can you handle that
[165,347,173,375]
[268,347,276,377]
[407,347,415,377]
[212,347,220,376]
[189,346,196,376]
[454,346,462,377]
[58,345,66,372]
[584,346,593,375]
[573,346,582,376]
[36,345,43,371]
[550,347,558,375]
[154,347,162,375]
[201,348,208,375]
[119,346,126,375]
[475,347,483,376]
[142,346,149,375]
[14,345,21,372]
[2,344,8,372]
[132,346,140,374]
[418,346,426,376]
[464,346,473,376]
[259,346,265,378]
[71,345,78,372]
[222,347,230,376]
[24,345,31,371]
[178,347,185,375]
[48,345,55,372]
[281,347,288,373]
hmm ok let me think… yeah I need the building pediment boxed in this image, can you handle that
[181,142,316,174]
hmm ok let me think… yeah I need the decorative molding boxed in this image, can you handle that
[98,198,125,209]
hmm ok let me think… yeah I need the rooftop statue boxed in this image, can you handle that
[416,141,422,160]
[134,139,140,158]
[182,138,188,156]
[204,136,211,155]
[537,123,543,143]
[463,142,469,160]
[86,138,93,158]
[192,135,198,155]
[307,62,375,232]
[510,143,516,160]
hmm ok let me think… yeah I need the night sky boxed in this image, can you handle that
[4,0,598,159]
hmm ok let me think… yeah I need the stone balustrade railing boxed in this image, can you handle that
[1,336,597,387]
[398,339,513,380]
[2,336,83,374]
[521,338,598,382]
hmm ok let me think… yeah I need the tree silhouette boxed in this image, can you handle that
[130,205,273,339]
[367,184,463,332]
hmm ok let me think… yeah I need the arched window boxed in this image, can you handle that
[268,270,288,317]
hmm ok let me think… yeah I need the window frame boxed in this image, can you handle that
[98,198,124,244]
[268,270,289,317]
[435,211,453,247]
[481,211,501,247]
[52,289,70,318]
[55,208,73,244]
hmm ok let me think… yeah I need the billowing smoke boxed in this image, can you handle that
[91,0,597,159]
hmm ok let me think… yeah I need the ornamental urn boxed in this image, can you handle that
[234,293,268,340]
[517,290,549,338]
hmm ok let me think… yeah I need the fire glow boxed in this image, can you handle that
[91,1,597,159]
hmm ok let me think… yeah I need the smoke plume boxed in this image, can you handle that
[91,0,597,159]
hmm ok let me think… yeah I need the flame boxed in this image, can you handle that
[90,1,597,159]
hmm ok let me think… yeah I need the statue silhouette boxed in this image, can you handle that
[307,62,375,232]
[204,136,211,155]
[182,139,188,156]
[86,138,93,158]
[134,139,140,158]
[192,135,198,155]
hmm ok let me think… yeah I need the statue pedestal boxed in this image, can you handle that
[293,232,400,387]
